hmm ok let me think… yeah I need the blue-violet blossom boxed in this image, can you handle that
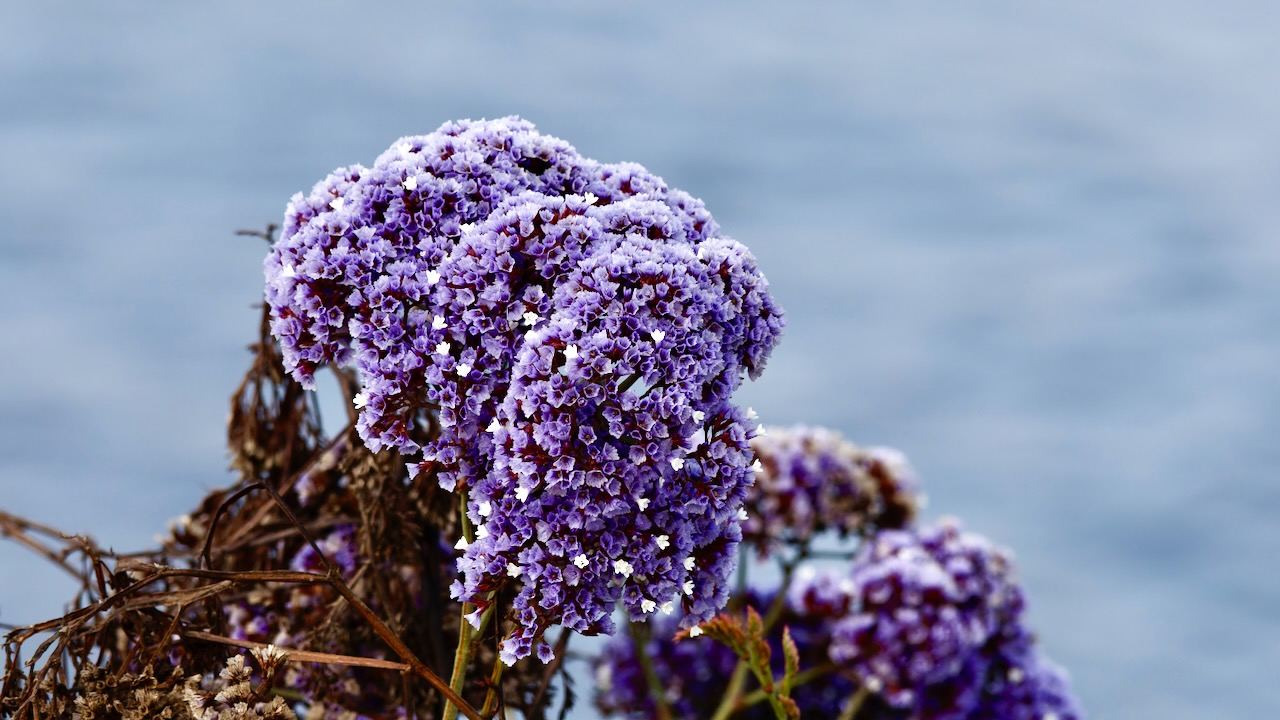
[264,117,785,663]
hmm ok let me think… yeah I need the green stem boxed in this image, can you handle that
[710,663,752,720]
[760,574,791,632]
[737,663,838,709]
[837,686,870,720]
[480,652,504,718]
[443,491,476,720]
[629,620,673,720]
[734,545,748,610]
[709,553,803,720]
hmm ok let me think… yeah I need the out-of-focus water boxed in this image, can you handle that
[2,3,1277,717]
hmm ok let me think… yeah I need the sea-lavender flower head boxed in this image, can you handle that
[829,520,1023,712]
[265,117,785,663]
[744,426,920,556]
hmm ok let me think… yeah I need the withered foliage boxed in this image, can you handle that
[1,228,574,720]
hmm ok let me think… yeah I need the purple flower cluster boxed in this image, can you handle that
[265,117,785,663]
[827,522,1082,720]
[744,426,920,556]
[596,522,1083,720]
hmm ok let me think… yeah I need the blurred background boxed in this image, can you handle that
[3,2,1278,717]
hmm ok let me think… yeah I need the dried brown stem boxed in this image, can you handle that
[185,630,411,671]
[0,509,89,581]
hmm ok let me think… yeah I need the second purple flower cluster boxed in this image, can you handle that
[595,426,1083,719]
